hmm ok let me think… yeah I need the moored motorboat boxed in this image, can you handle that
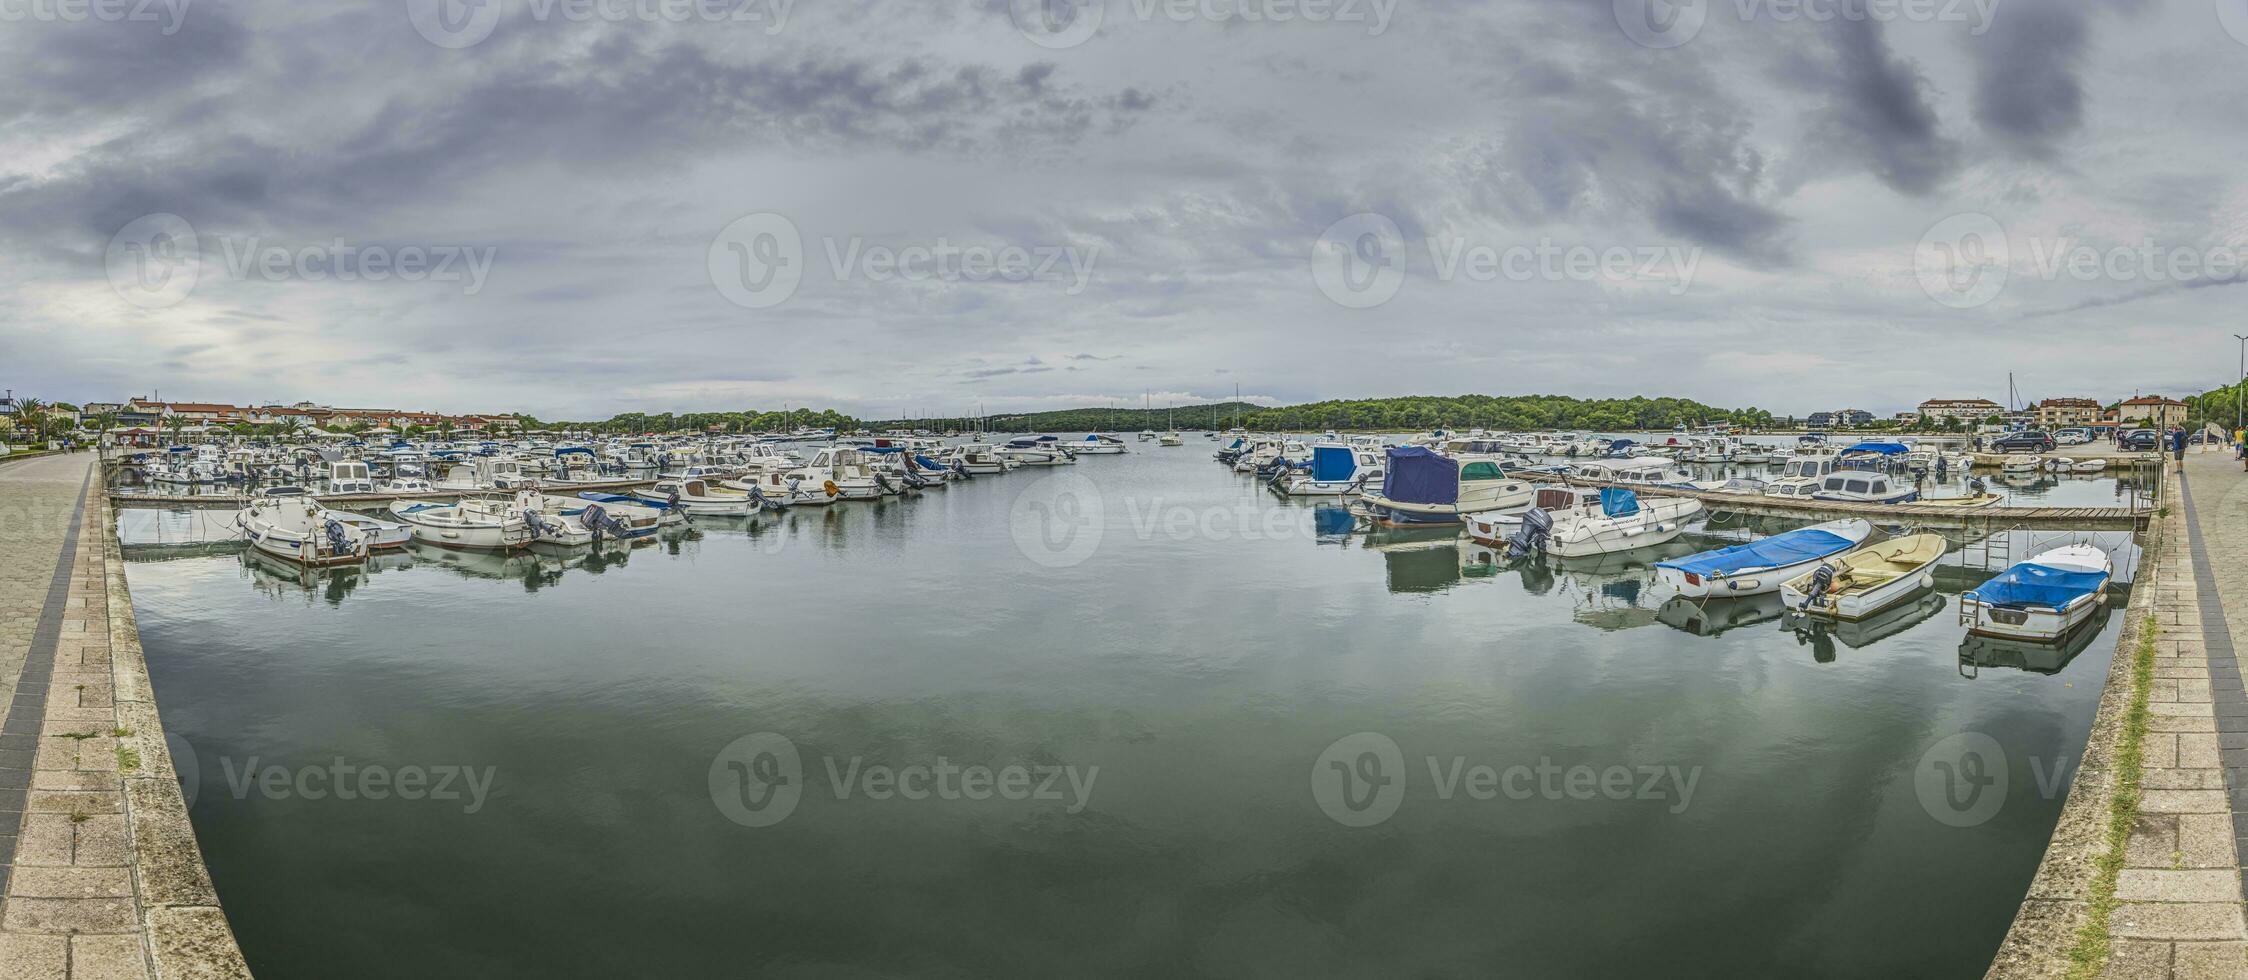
[1653,518,1874,597]
[388,498,534,550]
[1356,447,1533,525]
[1777,532,1948,620]
[235,489,372,567]
[632,478,763,516]
[1959,544,2113,641]
[326,510,412,550]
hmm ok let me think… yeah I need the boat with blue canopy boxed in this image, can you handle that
[1654,518,1874,597]
[1275,443,1382,496]
[1354,447,1533,524]
[1960,544,2112,640]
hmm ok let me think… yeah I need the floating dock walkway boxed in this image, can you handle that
[1561,477,2149,531]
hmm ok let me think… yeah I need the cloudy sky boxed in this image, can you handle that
[5,0,2248,421]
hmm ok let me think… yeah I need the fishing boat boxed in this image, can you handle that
[795,448,884,498]
[235,489,372,567]
[325,509,412,550]
[572,493,682,536]
[952,443,1008,475]
[1777,533,1948,619]
[1959,544,2113,641]
[1653,518,1874,597]
[387,498,533,550]
[1356,448,1534,525]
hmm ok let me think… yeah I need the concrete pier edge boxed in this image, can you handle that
[102,490,254,977]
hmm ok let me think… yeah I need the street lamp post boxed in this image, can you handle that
[2235,334,2246,439]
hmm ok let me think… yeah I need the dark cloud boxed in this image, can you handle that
[1788,14,1959,194]
[1969,1,2089,156]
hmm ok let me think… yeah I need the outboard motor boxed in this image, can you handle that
[323,517,354,558]
[522,509,543,539]
[580,503,629,542]
[748,484,782,510]
[1506,508,1553,559]
[1798,562,1836,611]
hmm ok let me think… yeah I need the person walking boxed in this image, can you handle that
[2172,425,2187,463]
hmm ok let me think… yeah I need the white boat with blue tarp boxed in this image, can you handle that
[1537,487,1702,558]
[1655,518,1874,597]
[1959,544,2112,641]
[1276,443,1381,496]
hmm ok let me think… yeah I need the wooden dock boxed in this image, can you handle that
[107,478,656,509]
[1561,478,2147,531]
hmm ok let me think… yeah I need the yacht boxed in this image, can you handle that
[325,459,376,494]
[1481,487,1703,558]
[1071,434,1129,455]
[1810,471,1919,504]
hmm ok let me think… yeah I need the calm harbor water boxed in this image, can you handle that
[119,441,2138,978]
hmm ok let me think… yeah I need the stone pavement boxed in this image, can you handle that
[0,454,251,978]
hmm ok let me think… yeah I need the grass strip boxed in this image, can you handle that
[2065,615,2158,980]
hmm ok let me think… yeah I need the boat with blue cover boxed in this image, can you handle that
[1275,443,1381,496]
[1539,487,1703,558]
[1354,447,1534,524]
[1654,518,1874,597]
[1959,544,2112,641]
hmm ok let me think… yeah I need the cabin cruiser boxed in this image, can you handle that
[1763,456,1837,499]
[721,468,839,507]
[952,443,1008,475]
[1960,545,2113,641]
[325,459,376,494]
[1575,456,1695,487]
[1159,431,1184,446]
[1810,471,1919,504]
[997,437,1073,467]
[235,488,372,566]
[1357,448,1535,525]
[1072,434,1129,455]
[1654,519,1874,598]
[387,498,534,550]
[794,447,883,499]
[378,477,435,495]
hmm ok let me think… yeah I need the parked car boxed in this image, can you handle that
[2120,428,2160,451]
[1990,430,2056,452]
[2053,428,2092,446]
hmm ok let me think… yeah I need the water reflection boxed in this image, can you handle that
[1782,591,1951,663]
[1959,604,2115,678]
[1656,593,1788,637]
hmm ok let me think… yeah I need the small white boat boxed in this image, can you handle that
[1358,449,1534,525]
[1541,488,1702,558]
[1276,443,1383,496]
[2071,458,2108,474]
[633,479,762,516]
[1654,518,1875,597]
[571,493,681,537]
[388,498,534,550]
[952,444,1007,475]
[1960,544,2113,641]
[1778,533,1948,620]
[1071,434,1129,455]
[1159,431,1184,446]
[1999,453,2041,474]
[235,490,371,567]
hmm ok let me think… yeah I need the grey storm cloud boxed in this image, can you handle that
[3,0,2245,420]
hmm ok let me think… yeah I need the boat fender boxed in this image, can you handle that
[1919,573,1934,589]
[824,480,839,497]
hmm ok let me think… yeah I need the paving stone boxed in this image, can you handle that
[2181,734,2224,768]
[0,933,67,980]
[2172,941,2248,980]
[2117,869,2245,903]
[2144,790,2234,814]
[3,896,139,933]
[2100,937,2174,980]
[70,933,151,980]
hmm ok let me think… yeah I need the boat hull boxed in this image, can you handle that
[1962,593,2105,641]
